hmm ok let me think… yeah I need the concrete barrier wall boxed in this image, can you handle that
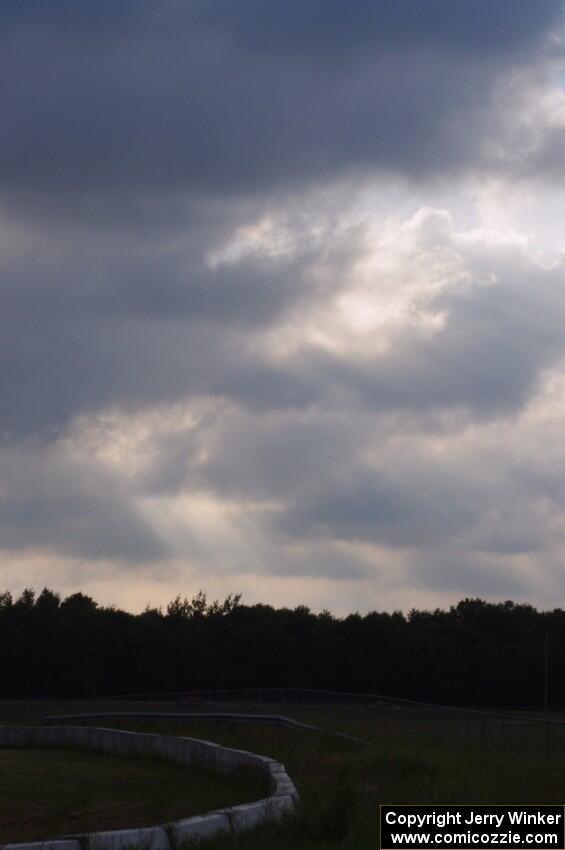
[0,725,298,850]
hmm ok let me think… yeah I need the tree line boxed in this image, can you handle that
[0,588,559,708]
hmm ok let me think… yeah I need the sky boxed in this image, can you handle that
[3,1,565,614]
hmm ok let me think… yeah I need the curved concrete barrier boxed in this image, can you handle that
[0,725,298,850]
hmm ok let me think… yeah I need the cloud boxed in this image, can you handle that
[0,0,562,219]
[195,0,561,56]
[276,466,478,548]
[0,443,167,561]
[252,208,565,421]
[3,202,565,601]
[7,203,565,439]
[3,1,565,611]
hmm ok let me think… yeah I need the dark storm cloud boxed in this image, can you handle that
[0,310,317,440]
[0,246,302,325]
[523,125,565,183]
[3,0,559,53]
[193,0,561,56]
[266,429,561,563]
[276,467,477,548]
[0,220,318,438]
[0,318,229,439]
[409,551,531,597]
[0,0,150,38]
[0,0,562,212]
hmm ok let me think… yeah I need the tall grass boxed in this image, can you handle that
[109,713,565,850]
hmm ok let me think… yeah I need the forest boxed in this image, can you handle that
[0,588,558,708]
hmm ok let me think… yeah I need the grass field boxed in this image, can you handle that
[1,701,565,849]
[0,745,268,844]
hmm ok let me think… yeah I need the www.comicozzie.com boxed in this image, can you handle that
[380,806,565,849]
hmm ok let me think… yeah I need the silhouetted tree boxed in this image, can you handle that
[0,589,560,708]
